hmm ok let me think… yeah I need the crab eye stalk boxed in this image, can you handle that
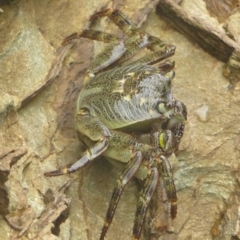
[158,130,175,154]
[157,102,170,114]
[159,132,167,150]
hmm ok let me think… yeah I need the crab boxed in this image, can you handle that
[45,8,187,240]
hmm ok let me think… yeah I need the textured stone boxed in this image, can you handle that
[1,0,240,239]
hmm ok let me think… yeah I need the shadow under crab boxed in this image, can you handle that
[45,8,187,240]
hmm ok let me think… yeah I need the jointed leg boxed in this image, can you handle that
[64,29,151,74]
[90,9,176,65]
[81,30,119,43]
[100,151,143,240]
[62,29,118,45]
[90,9,142,38]
[44,111,111,177]
[128,44,175,67]
[87,32,150,73]
[132,167,159,240]
[160,156,177,219]
[44,137,109,176]
[133,131,180,221]
[64,8,176,76]
[157,60,175,73]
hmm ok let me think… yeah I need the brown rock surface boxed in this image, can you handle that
[0,0,240,239]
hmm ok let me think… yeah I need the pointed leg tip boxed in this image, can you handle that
[44,169,66,177]
[44,171,59,177]
[62,32,79,45]
[90,8,114,21]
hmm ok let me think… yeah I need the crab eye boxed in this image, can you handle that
[159,132,167,150]
[159,130,174,152]
[157,102,170,114]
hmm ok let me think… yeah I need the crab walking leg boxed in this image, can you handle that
[64,9,176,75]
[81,30,119,43]
[63,30,150,75]
[160,156,177,219]
[120,34,176,67]
[128,44,175,67]
[90,9,139,37]
[132,167,159,240]
[62,29,127,74]
[44,113,111,177]
[44,140,109,176]
[155,60,175,73]
[80,30,128,74]
[87,33,150,74]
[91,9,165,47]
[62,28,120,45]
[87,40,126,74]
[100,151,143,240]
[91,9,176,66]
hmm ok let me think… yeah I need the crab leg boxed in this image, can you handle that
[100,151,143,240]
[128,45,175,67]
[81,30,119,43]
[63,30,150,75]
[68,29,151,75]
[90,9,176,66]
[44,112,111,176]
[87,40,126,74]
[64,9,175,75]
[87,33,150,74]
[132,167,159,240]
[135,128,182,220]
[62,29,119,45]
[156,60,175,73]
[90,9,139,37]
[160,156,177,219]
[62,29,127,74]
